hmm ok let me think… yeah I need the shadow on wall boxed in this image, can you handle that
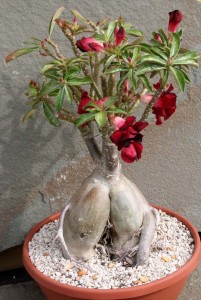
[0,70,81,249]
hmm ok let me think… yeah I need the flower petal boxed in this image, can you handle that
[110,130,123,146]
[120,116,136,130]
[133,121,148,132]
[113,117,125,130]
[78,91,92,114]
[114,26,126,46]
[121,143,137,163]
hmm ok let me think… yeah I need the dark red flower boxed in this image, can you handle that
[168,10,183,33]
[152,84,177,125]
[78,91,107,114]
[77,91,92,114]
[76,37,105,52]
[110,116,148,163]
[114,26,126,46]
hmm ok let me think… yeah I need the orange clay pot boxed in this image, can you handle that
[23,206,201,300]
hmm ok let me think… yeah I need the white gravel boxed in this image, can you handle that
[28,210,194,289]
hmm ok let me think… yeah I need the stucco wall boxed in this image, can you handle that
[1,0,201,251]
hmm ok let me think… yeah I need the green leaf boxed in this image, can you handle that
[128,68,137,89]
[5,47,39,63]
[136,64,165,76]
[43,102,61,126]
[104,96,118,108]
[41,81,62,96]
[71,10,87,23]
[67,76,92,85]
[74,112,96,127]
[139,43,152,54]
[158,29,168,46]
[105,66,128,75]
[170,33,180,58]
[161,69,169,88]
[173,60,199,67]
[95,111,107,128]
[106,108,127,114]
[150,47,168,60]
[84,101,101,111]
[55,87,65,111]
[27,86,38,97]
[41,64,56,74]
[138,75,153,92]
[64,86,73,103]
[126,29,143,37]
[106,21,116,41]
[22,109,36,122]
[138,54,166,65]
[42,69,61,80]
[49,7,65,37]
[170,66,185,91]
[179,70,191,83]
[117,72,129,90]
[65,65,81,80]
[173,51,199,67]
[103,54,116,71]
[132,47,140,61]
[178,29,183,37]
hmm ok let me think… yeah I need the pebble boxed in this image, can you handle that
[161,256,172,262]
[139,276,149,283]
[28,210,194,289]
[77,269,88,276]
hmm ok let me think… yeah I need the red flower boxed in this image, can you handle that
[114,26,126,46]
[76,37,105,52]
[168,10,183,33]
[152,84,177,125]
[78,91,107,114]
[110,116,148,163]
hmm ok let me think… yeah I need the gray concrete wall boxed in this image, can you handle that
[1,0,201,251]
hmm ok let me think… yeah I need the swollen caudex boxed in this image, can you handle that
[57,160,156,266]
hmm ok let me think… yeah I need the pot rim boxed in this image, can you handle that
[23,205,201,299]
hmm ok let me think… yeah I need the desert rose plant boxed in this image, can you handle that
[6,8,199,266]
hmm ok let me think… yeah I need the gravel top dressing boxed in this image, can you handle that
[29,210,194,289]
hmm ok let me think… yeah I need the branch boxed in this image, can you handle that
[140,87,163,122]
[62,30,102,98]
[81,125,102,162]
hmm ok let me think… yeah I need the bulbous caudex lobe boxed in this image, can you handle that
[62,172,110,260]
[58,138,156,266]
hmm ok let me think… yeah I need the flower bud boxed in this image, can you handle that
[168,10,183,32]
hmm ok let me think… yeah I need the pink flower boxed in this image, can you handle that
[124,79,129,95]
[141,94,153,104]
[168,10,183,33]
[110,116,148,163]
[114,26,126,46]
[112,116,126,130]
[76,37,105,52]
[154,33,162,43]
[78,91,107,114]
[152,84,177,125]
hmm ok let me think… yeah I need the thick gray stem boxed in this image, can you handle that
[101,137,121,178]
[82,135,102,162]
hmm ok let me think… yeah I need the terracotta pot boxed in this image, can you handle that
[23,206,201,300]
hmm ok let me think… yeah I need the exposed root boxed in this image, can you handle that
[108,245,139,266]
[99,219,113,246]
[136,208,156,266]
[151,207,161,226]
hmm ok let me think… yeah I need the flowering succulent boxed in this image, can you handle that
[6,8,199,163]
